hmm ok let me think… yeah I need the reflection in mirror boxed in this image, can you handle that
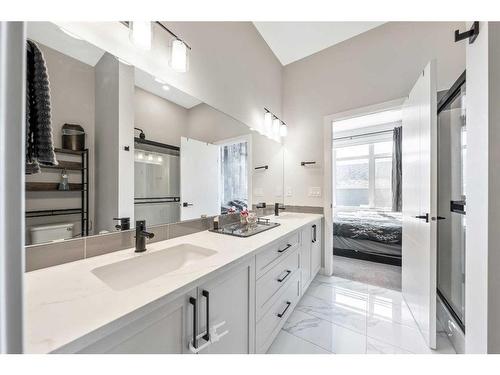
[24,22,284,246]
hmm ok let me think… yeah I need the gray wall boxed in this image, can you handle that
[282,22,466,207]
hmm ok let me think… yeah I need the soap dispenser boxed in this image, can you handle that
[58,169,69,191]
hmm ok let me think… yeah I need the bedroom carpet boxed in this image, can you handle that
[332,255,402,291]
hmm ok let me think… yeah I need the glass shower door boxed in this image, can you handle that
[437,81,466,329]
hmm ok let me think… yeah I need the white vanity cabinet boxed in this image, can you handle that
[46,216,324,354]
[300,218,323,293]
[77,290,196,354]
[195,258,255,354]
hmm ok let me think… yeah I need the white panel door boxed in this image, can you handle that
[402,61,438,349]
[180,137,220,221]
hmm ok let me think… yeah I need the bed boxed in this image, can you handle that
[333,210,402,266]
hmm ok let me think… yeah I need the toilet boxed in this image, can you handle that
[29,223,74,245]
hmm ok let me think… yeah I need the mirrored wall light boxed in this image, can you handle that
[280,122,288,137]
[129,21,152,50]
[263,108,288,139]
[170,39,189,73]
[264,110,273,134]
[272,117,281,137]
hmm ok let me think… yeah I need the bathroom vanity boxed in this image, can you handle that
[25,213,323,354]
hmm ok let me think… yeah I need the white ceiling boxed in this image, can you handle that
[27,22,201,109]
[253,22,385,65]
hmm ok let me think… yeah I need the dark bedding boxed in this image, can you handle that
[333,210,402,245]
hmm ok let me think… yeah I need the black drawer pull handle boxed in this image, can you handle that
[312,224,317,243]
[202,290,210,342]
[277,270,292,282]
[189,297,198,349]
[277,301,292,318]
[278,243,292,253]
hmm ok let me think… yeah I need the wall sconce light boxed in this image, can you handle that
[272,117,281,137]
[128,21,152,50]
[170,39,189,73]
[264,110,273,135]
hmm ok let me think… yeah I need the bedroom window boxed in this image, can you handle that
[333,135,393,210]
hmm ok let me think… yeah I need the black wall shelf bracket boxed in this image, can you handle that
[301,161,316,166]
[255,165,268,170]
[455,22,479,44]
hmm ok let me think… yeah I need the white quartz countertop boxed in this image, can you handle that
[25,212,323,353]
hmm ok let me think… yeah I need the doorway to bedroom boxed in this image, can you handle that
[331,104,403,290]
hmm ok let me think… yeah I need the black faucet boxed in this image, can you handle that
[135,220,155,253]
[114,217,130,231]
[274,203,286,216]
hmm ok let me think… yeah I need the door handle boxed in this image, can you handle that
[312,224,317,243]
[277,270,292,283]
[431,216,446,221]
[202,290,210,342]
[183,202,194,207]
[278,243,292,253]
[189,297,198,349]
[277,301,292,318]
[415,213,429,223]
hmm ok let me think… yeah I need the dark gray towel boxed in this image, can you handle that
[26,40,57,174]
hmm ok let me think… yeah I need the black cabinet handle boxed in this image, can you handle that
[202,290,210,342]
[277,301,292,318]
[312,224,317,243]
[277,270,292,283]
[278,243,292,253]
[189,297,198,349]
[183,202,194,207]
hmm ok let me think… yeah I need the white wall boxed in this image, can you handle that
[54,22,283,135]
[282,22,466,207]
[465,21,500,354]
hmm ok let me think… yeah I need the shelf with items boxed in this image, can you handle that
[25,148,90,236]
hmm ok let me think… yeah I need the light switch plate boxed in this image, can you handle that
[308,187,321,197]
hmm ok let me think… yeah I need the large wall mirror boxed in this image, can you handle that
[25,22,284,245]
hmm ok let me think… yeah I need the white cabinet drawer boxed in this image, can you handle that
[256,249,299,321]
[256,232,299,277]
[256,272,301,353]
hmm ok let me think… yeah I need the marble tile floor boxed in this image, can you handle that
[267,274,456,354]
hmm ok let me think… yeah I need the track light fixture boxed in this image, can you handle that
[123,21,191,73]
[264,108,288,138]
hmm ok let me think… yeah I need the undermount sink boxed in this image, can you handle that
[92,244,217,291]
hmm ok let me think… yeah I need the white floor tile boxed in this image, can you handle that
[366,337,413,354]
[297,294,367,334]
[283,310,367,354]
[266,274,456,355]
[267,330,330,354]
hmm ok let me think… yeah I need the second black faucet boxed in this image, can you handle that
[135,220,155,253]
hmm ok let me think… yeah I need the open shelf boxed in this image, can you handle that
[26,208,83,218]
[54,148,88,155]
[40,160,83,171]
[26,182,84,192]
